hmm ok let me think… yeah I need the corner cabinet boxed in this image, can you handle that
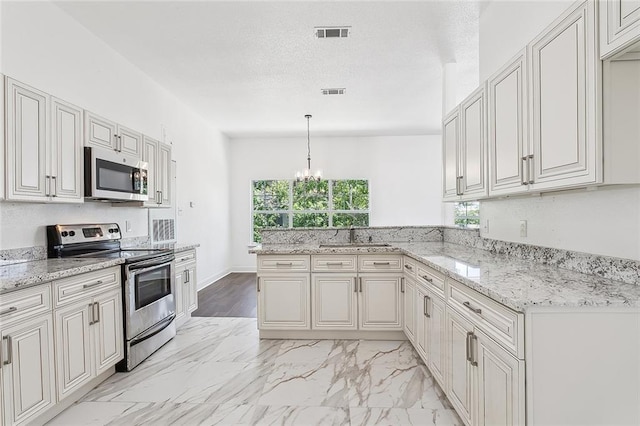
[600,0,640,59]
[5,78,83,203]
[442,87,488,201]
[143,136,172,208]
[175,249,198,328]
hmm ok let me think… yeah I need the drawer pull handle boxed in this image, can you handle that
[404,264,413,270]
[421,275,433,283]
[3,336,13,365]
[373,262,390,266]
[0,307,18,316]
[325,262,344,266]
[463,301,482,314]
[180,257,190,262]
[275,262,293,266]
[83,280,104,289]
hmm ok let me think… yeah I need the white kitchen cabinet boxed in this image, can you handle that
[258,274,310,330]
[442,108,460,201]
[415,284,428,360]
[143,136,172,208]
[175,249,198,328]
[53,268,123,402]
[358,274,403,330]
[446,306,475,426]
[600,0,640,59]
[528,0,601,190]
[1,313,56,426]
[5,78,83,203]
[488,50,529,196]
[427,292,447,390]
[311,273,358,330]
[402,276,416,343]
[84,111,142,158]
[1,74,5,200]
[459,86,488,199]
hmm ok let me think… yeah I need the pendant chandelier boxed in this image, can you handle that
[295,114,322,182]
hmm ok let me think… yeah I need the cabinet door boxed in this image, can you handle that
[446,308,475,426]
[51,97,83,202]
[143,136,159,207]
[488,51,529,196]
[5,78,49,201]
[186,264,198,313]
[1,314,56,426]
[358,274,403,330]
[442,109,460,201]
[460,86,488,199]
[476,329,525,426]
[428,294,447,391]
[175,268,186,322]
[600,0,640,58]
[54,300,93,401]
[415,286,429,362]
[85,111,117,151]
[529,1,600,189]
[93,290,124,376]
[311,274,358,330]
[403,277,416,342]
[258,274,310,330]
[117,125,142,158]
[158,142,172,207]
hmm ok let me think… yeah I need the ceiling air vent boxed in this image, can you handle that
[315,27,350,39]
[321,88,346,95]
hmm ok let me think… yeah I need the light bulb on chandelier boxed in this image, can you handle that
[295,114,322,182]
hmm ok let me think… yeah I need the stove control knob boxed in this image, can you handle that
[61,231,68,237]
[69,231,76,237]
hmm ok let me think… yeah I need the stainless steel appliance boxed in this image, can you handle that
[84,147,149,202]
[47,223,176,371]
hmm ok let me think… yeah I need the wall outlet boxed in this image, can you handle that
[125,220,132,232]
[519,220,527,237]
[483,219,489,234]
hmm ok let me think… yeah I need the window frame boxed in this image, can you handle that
[454,201,480,229]
[251,179,370,242]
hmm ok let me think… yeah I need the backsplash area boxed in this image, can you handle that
[261,226,640,286]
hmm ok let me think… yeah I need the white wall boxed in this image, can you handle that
[229,135,444,270]
[0,1,231,287]
[478,0,640,261]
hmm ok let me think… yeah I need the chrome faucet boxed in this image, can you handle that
[349,226,356,244]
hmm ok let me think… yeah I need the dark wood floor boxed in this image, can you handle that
[192,273,257,318]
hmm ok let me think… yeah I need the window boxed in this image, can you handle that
[454,201,480,228]
[252,179,369,242]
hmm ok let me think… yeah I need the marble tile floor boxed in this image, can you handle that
[48,317,462,426]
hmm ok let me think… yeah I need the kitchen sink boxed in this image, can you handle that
[319,243,391,248]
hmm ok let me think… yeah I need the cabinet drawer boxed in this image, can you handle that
[54,267,120,307]
[402,256,417,277]
[0,284,52,326]
[311,255,357,272]
[447,278,524,358]
[257,255,310,272]
[358,255,402,272]
[175,249,196,268]
[416,264,446,299]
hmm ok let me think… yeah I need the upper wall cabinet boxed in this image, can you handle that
[528,0,601,190]
[600,0,640,59]
[5,78,83,203]
[143,136,172,208]
[85,112,142,158]
[442,87,488,201]
[488,50,529,196]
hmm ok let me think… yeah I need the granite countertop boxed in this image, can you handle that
[0,258,125,295]
[250,242,640,312]
[121,242,200,253]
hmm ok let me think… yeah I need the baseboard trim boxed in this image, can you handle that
[197,268,232,291]
[230,266,258,273]
[259,330,408,340]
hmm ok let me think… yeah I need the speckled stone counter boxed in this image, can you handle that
[0,258,125,295]
[250,242,640,312]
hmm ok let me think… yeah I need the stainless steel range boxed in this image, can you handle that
[47,223,176,371]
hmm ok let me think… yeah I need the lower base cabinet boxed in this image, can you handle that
[1,314,56,426]
[359,274,403,330]
[311,273,358,330]
[446,307,476,426]
[258,274,311,330]
[403,277,416,342]
[175,249,198,328]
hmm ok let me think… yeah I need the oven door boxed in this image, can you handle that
[85,147,149,201]
[124,254,175,340]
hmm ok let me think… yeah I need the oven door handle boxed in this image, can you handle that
[130,313,176,347]
[127,254,175,272]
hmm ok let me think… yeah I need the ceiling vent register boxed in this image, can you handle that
[315,27,350,38]
[321,88,346,95]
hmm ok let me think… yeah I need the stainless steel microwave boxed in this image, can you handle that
[84,147,149,201]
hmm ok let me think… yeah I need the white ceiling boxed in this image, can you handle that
[55,1,480,138]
